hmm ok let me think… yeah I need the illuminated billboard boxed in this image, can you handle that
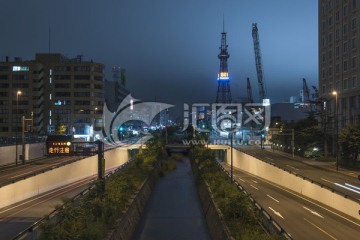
[46,141,72,155]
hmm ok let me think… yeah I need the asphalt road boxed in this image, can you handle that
[221,163,360,239]
[0,155,84,186]
[0,175,94,240]
[237,146,360,201]
[220,146,360,239]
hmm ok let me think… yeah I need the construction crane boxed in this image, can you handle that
[301,78,310,103]
[247,77,253,103]
[312,85,319,100]
[252,23,267,101]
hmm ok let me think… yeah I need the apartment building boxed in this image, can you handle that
[319,0,360,127]
[0,54,105,140]
[0,57,44,139]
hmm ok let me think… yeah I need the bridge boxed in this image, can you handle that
[165,144,230,162]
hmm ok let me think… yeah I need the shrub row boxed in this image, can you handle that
[38,140,167,240]
[191,145,285,240]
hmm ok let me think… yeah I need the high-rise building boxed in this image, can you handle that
[0,57,44,139]
[0,54,105,140]
[319,0,360,127]
[104,66,129,112]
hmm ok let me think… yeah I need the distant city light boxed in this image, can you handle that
[263,98,270,106]
[12,66,29,72]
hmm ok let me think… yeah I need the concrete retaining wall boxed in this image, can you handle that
[0,147,130,209]
[106,163,160,240]
[0,142,45,165]
[229,149,360,220]
[190,157,232,240]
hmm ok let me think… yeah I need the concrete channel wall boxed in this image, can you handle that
[0,147,130,209]
[190,157,233,240]
[229,149,360,221]
[105,163,160,240]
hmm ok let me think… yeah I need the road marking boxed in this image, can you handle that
[304,218,337,240]
[0,175,95,215]
[345,183,360,191]
[335,183,360,195]
[238,178,245,182]
[286,164,299,171]
[222,162,360,228]
[303,206,324,218]
[266,157,274,161]
[267,194,279,203]
[10,171,34,179]
[251,180,258,184]
[250,185,259,190]
[268,207,284,219]
[320,178,333,184]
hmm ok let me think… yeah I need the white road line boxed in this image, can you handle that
[345,183,360,191]
[266,157,274,161]
[267,194,279,203]
[251,180,258,184]
[335,183,360,195]
[250,185,259,190]
[268,207,284,219]
[304,218,337,240]
[303,206,324,218]
[286,164,299,171]
[320,178,333,184]
[0,176,94,214]
[246,170,360,228]
[238,178,246,182]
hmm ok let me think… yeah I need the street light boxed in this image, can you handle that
[15,90,22,166]
[93,107,98,141]
[332,91,339,171]
[226,125,235,183]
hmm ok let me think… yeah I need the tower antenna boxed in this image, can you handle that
[215,19,232,103]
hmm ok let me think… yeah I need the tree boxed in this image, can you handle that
[55,115,66,134]
[339,125,360,166]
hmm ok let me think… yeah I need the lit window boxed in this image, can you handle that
[12,66,29,72]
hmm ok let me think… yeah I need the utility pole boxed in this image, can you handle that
[332,91,339,171]
[15,90,21,166]
[21,112,34,164]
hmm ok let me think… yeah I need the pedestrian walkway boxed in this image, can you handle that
[133,157,210,240]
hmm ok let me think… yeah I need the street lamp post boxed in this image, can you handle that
[15,90,21,166]
[332,91,339,171]
[93,107,98,141]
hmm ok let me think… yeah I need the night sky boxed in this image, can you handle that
[1,0,318,115]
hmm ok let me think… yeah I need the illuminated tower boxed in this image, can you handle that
[215,25,232,103]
